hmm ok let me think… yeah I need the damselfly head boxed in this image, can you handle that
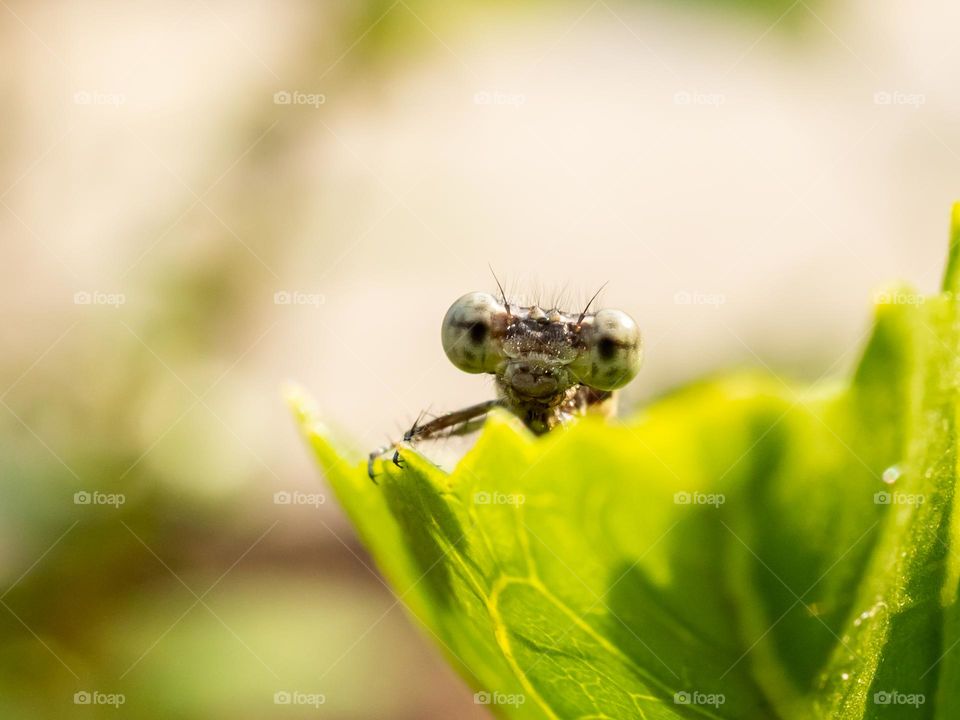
[440,291,642,402]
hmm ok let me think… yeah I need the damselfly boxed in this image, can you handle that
[368,283,642,480]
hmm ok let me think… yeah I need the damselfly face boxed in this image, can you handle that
[440,291,642,431]
[368,288,643,479]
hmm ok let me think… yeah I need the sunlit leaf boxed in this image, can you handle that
[291,205,960,719]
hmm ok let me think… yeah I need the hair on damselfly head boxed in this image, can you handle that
[578,282,609,324]
[484,272,600,314]
[488,264,511,314]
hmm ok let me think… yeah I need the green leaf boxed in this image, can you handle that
[290,205,960,719]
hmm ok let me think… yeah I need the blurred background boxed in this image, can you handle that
[1,0,959,717]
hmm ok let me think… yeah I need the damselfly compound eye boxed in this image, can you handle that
[441,292,507,374]
[571,308,642,390]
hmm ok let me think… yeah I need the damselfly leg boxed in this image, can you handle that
[367,399,503,481]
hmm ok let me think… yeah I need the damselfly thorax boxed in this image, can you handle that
[368,288,642,480]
